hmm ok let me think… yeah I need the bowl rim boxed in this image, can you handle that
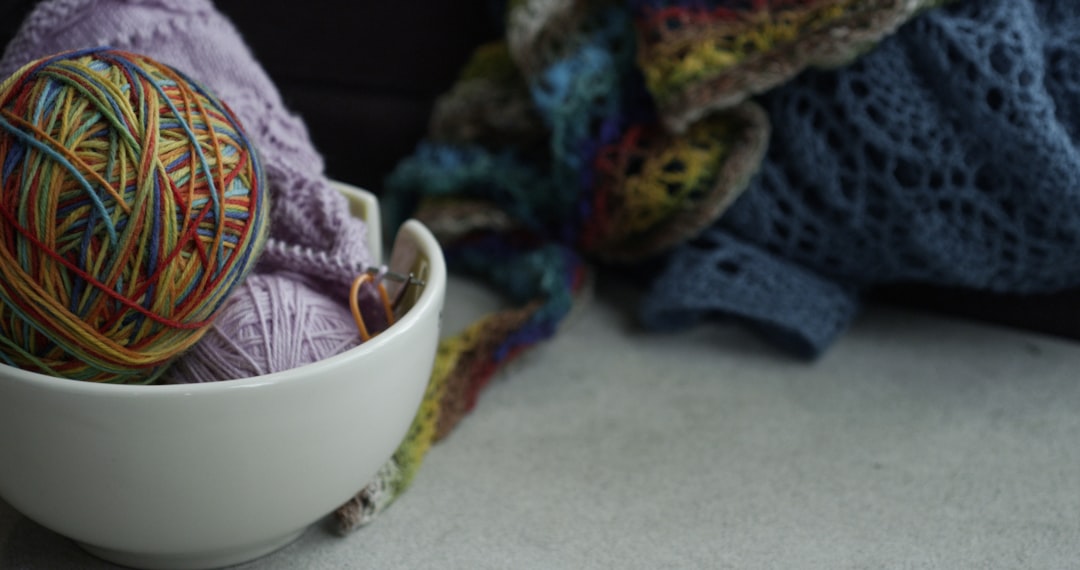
[0,185,446,395]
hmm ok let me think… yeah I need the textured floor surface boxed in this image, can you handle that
[3,276,1079,569]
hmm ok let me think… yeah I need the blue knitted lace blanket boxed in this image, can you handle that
[388,0,1080,359]
[641,0,1080,355]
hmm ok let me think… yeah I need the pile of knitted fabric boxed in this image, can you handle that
[344,0,1080,531]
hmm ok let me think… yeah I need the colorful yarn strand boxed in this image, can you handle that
[335,238,588,530]
[0,47,269,383]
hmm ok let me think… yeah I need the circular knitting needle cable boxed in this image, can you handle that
[349,274,395,341]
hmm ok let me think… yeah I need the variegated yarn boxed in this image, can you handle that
[0,47,269,384]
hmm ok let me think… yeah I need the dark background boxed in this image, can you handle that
[217,1,501,193]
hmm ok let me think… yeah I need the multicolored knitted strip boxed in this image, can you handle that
[335,0,946,531]
[336,226,587,530]
[633,0,950,130]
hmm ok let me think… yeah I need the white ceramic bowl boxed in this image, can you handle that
[0,184,445,569]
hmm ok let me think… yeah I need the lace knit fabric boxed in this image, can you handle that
[0,0,373,278]
[389,3,776,261]
[642,0,1080,355]
[635,0,950,131]
[389,0,1080,360]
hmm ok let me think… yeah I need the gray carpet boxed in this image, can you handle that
[3,277,1079,569]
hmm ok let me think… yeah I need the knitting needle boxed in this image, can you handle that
[362,266,425,287]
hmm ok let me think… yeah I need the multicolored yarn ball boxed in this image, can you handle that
[165,273,360,383]
[0,47,269,384]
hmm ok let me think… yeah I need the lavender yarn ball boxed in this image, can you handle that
[167,273,360,383]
